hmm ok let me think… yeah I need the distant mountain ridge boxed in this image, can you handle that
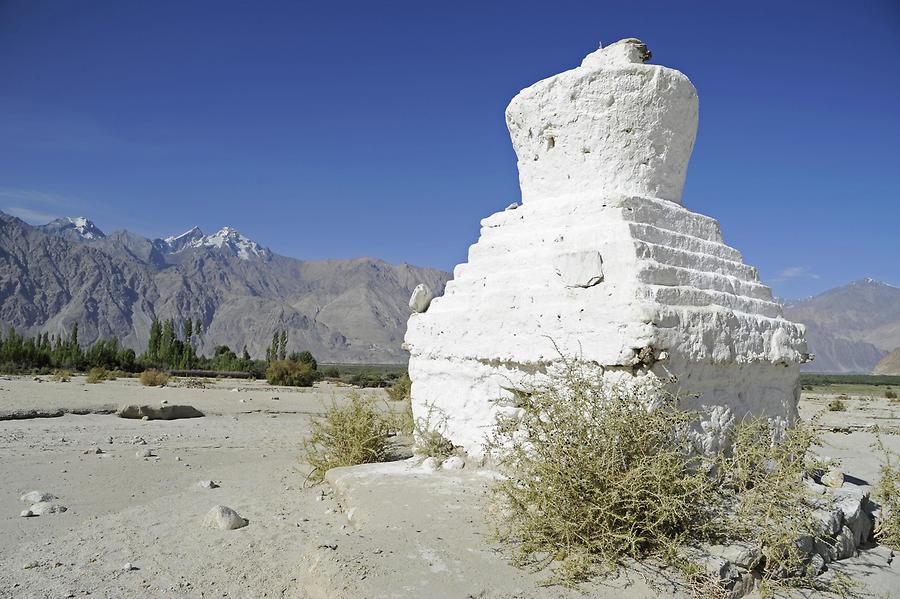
[0,212,449,363]
[783,278,900,373]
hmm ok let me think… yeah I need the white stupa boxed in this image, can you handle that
[405,39,810,458]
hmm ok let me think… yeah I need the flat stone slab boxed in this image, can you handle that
[320,459,682,598]
[117,404,204,420]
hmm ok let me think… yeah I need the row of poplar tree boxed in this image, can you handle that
[0,321,309,375]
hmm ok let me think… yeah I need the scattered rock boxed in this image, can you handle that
[118,404,204,420]
[821,467,844,488]
[834,526,856,560]
[29,502,67,515]
[202,505,248,530]
[132,436,147,445]
[198,480,219,489]
[441,456,465,470]
[20,491,56,503]
[83,447,104,454]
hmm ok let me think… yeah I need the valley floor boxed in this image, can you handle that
[1,376,900,598]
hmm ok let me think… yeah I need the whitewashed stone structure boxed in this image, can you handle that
[405,39,809,458]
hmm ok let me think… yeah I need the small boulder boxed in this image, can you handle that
[118,404,204,420]
[29,502,67,515]
[122,562,137,571]
[409,284,434,313]
[20,509,33,518]
[420,457,440,471]
[20,491,56,503]
[202,505,248,530]
[136,449,155,459]
[821,467,844,488]
[198,480,219,489]
[83,447,104,455]
[441,456,465,470]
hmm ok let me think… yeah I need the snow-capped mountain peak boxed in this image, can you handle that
[160,226,269,260]
[39,216,106,241]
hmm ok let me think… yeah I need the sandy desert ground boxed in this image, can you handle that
[2,375,900,598]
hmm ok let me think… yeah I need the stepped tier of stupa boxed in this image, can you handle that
[405,39,810,458]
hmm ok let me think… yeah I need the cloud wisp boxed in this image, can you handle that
[770,266,821,283]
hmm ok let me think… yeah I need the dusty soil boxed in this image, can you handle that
[2,376,900,598]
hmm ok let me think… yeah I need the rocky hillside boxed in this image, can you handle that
[873,349,900,375]
[783,279,900,373]
[0,213,448,363]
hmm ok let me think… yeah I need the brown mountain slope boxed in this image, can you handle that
[873,349,900,375]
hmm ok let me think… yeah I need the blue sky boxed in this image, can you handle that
[1,0,897,299]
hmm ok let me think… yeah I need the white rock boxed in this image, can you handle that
[29,502,67,515]
[409,284,434,313]
[198,480,219,489]
[20,491,56,503]
[20,509,33,518]
[441,456,465,470]
[136,449,155,458]
[821,467,844,488]
[404,39,808,458]
[122,562,136,571]
[202,505,248,530]
[420,457,440,471]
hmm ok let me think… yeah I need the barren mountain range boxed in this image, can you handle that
[0,212,448,363]
[2,212,897,371]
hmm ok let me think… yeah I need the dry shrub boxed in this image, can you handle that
[387,372,411,402]
[719,418,831,595]
[139,369,169,387]
[488,357,844,595]
[886,390,897,400]
[51,369,72,382]
[266,359,320,387]
[488,360,719,583]
[873,434,900,549]
[413,403,455,459]
[827,398,846,411]
[86,367,109,384]
[304,393,393,482]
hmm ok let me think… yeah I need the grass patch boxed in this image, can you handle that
[139,369,169,387]
[303,393,394,482]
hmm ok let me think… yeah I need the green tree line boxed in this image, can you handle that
[0,321,321,385]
